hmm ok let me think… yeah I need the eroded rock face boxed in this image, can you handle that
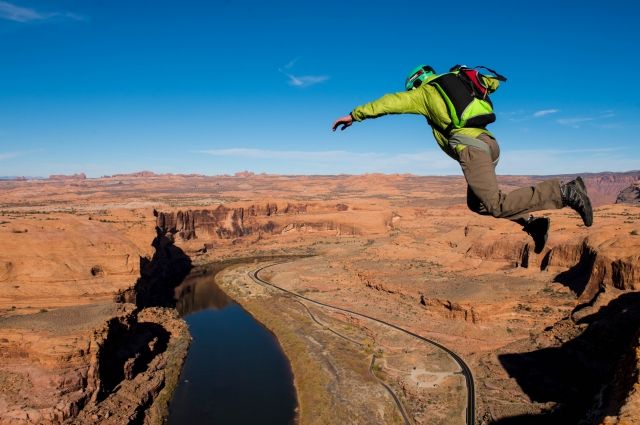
[616,182,640,205]
[464,226,640,303]
[0,304,189,425]
[155,202,378,242]
[71,307,189,425]
[581,172,640,207]
[116,229,192,308]
[419,295,480,323]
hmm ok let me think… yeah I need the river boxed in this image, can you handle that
[166,264,298,425]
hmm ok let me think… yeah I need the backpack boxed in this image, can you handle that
[428,65,507,133]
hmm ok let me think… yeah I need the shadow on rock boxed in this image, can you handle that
[118,227,192,308]
[551,248,596,298]
[494,292,640,424]
[98,319,170,401]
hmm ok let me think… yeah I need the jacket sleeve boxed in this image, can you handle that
[350,90,428,121]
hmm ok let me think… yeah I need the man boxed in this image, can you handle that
[332,64,593,253]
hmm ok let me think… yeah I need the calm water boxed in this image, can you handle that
[167,266,298,425]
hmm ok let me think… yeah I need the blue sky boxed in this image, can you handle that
[1,0,639,177]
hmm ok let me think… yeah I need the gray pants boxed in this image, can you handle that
[454,134,563,222]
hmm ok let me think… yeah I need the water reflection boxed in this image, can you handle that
[167,263,298,425]
[175,267,231,315]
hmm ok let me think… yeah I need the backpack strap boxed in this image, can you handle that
[474,66,507,82]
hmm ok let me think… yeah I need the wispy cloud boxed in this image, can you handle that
[283,57,299,70]
[279,58,329,88]
[281,71,329,88]
[556,116,595,126]
[0,1,86,23]
[556,111,616,128]
[533,109,559,117]
[0,1,43,22]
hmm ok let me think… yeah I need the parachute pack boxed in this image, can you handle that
[428,65,507,133]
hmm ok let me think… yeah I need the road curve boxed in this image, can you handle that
[248,262,476,425]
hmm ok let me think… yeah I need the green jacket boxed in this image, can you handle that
[351,74,501,160]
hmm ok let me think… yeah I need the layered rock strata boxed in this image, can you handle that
[0,305,188,425]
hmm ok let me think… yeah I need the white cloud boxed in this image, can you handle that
[0,1,86,22]
[556,116,595,126]
[282,72,329,88]
[283,57,299,70]
[278,59,329,88]
[533,109,559,117]
[0,1,44,22]
[556,111,616,128]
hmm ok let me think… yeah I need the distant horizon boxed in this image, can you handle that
[2,168,640,181]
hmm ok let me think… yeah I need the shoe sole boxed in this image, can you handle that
[575,176,594,227]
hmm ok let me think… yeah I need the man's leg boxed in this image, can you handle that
[458,137,563,220]
[459,135,556,253]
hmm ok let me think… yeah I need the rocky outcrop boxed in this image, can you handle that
[48,173,87,180]
[71,307,189,425]
[419,295,480,323]
[0,305,189,425]
[464,228,640,303]
[541,238,640,302]
[116,228,192,308]
[155,204,300,240]
[155,203,363,242]
[616,182,640,205]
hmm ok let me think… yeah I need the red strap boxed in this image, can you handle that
[462,70,488,97]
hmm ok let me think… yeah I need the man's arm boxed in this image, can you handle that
[332,89,428,131]
[351,89,428,121]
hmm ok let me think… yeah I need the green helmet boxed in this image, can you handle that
[405,65,436,91]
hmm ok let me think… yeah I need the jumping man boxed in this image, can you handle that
[332,65,593,253]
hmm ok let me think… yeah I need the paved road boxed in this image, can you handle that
[248,262,476,425]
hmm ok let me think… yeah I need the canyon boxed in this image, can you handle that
[0,171,639,424]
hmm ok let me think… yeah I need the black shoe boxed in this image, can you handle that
[523,216,550,254]
[561,176,593,227]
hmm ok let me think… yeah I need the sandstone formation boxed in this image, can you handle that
[0,172,639,424]
[616,182,640,205]
[0,304,188,424]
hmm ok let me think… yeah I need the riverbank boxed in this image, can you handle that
[215,262,405,424]
[215,259,468,425]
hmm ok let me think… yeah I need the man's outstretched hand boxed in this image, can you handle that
[332,114,353,131]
